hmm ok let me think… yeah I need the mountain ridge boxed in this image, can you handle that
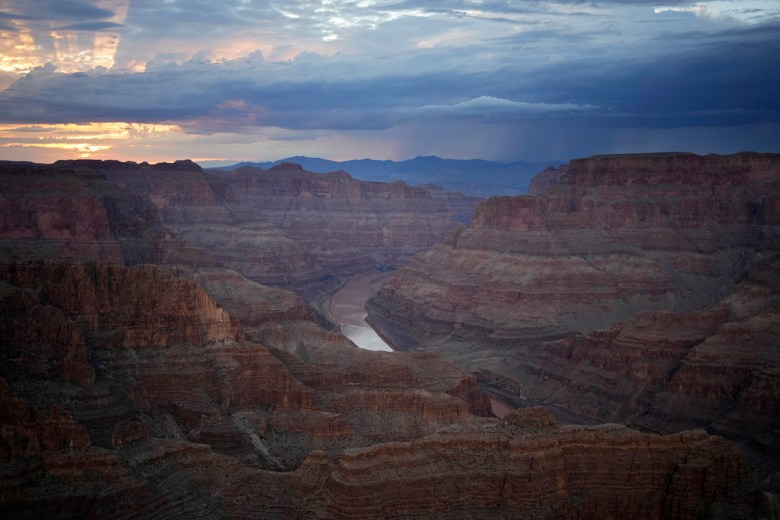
[216,155,563,197]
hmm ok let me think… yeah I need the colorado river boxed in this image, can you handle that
[329,271,394,351]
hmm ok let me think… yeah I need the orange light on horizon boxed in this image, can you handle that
[0,142,113,156]
[0,122,181,159]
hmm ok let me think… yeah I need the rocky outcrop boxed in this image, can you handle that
[474,256,780,476]
[0,260,494,461]
[218,164,457,295]
[367,152,780,483]
[314,415,757,519]
[1,379,762,519]
[0,258,763,517]
[1,160,461,302]
[370,152,779,345]
[418,183,483,224]
[528,164,568,195]
[98,161,459,300]
[0,262,240,353]
[0,163,183,266]
[0,167,123,263]
[0,156,770,517]
[0,378,91,456]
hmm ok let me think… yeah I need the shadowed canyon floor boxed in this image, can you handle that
[0,156,775,518]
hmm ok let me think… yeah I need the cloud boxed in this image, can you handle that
[56,21,125,31]
[0,0,777,162]
[1,22,775,136]
[418,96,598,116]
[654,3,721,20]
[0,0,115,21]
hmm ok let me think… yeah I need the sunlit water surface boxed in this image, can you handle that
[329,272,393,352]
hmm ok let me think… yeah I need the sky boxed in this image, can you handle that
[0,0,778,164]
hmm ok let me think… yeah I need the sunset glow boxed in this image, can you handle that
[0,122,180,160]
[0,1,777,163]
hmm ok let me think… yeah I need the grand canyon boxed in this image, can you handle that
[0,152,776,518]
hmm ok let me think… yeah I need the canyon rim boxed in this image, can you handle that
[0,153,776,518]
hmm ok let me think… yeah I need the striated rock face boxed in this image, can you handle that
[370,152,778,340]
[314,417,756,519]
[367,152,780,482]
[0,252,469,514]
[100,161,459,300]
[1,364,761,520]
[0,378,91,456]
[1,159,461,302]
[0,163,215,268]
[474,256,780,478]
[218,164,458,296]
[0,261,763,518]
[370,152,779,345]
[0,261,511,497]
[0,156,769,518]
[0,262,241,354]
[0,167,124,263]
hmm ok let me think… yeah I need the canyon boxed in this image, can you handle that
[367,152,780,490]
[0,156,774,518]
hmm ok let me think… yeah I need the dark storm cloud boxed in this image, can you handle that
[0,0,115,21]
[510,22,780,127]
[1,16,776,136]
[0,0,778,161]
[56,21,125,31]
[0,56,483,129]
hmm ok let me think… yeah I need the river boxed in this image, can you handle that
[328,274,517,416]
[326,272,598,423]
[328,271,394,352]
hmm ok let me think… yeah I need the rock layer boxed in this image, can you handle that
[101,161,458,299]
[367,152,780,481]
[0,260,487,456]
[0,157,769,517]
[1,370,760,519]
[370,152,778,344]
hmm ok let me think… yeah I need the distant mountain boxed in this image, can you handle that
[217,156,563,197]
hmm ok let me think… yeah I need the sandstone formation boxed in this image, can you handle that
[1,159,462,303]
[0,255,749,517]
[99,161,459,300]
[0,156,767,517]
[371,153,778,344]
[1,358,761,519]
[367,152,780,484]
[419,183,483,224]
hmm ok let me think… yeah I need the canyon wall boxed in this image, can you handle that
[370,152,778,344]
[2,259,759,518]
[2,159,460,300]
[100,161,459,299]
[0,158,766,517]
[367,152,780,483]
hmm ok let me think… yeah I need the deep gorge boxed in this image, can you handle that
[0,154,776,518]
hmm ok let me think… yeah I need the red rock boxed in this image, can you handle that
[0,157,769,518]
[0,262,241,351]
[0,260,765,518]
[367,152,780,482]
[0,378,91,456]
[111,421,150,447]
[87,162,461,299]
